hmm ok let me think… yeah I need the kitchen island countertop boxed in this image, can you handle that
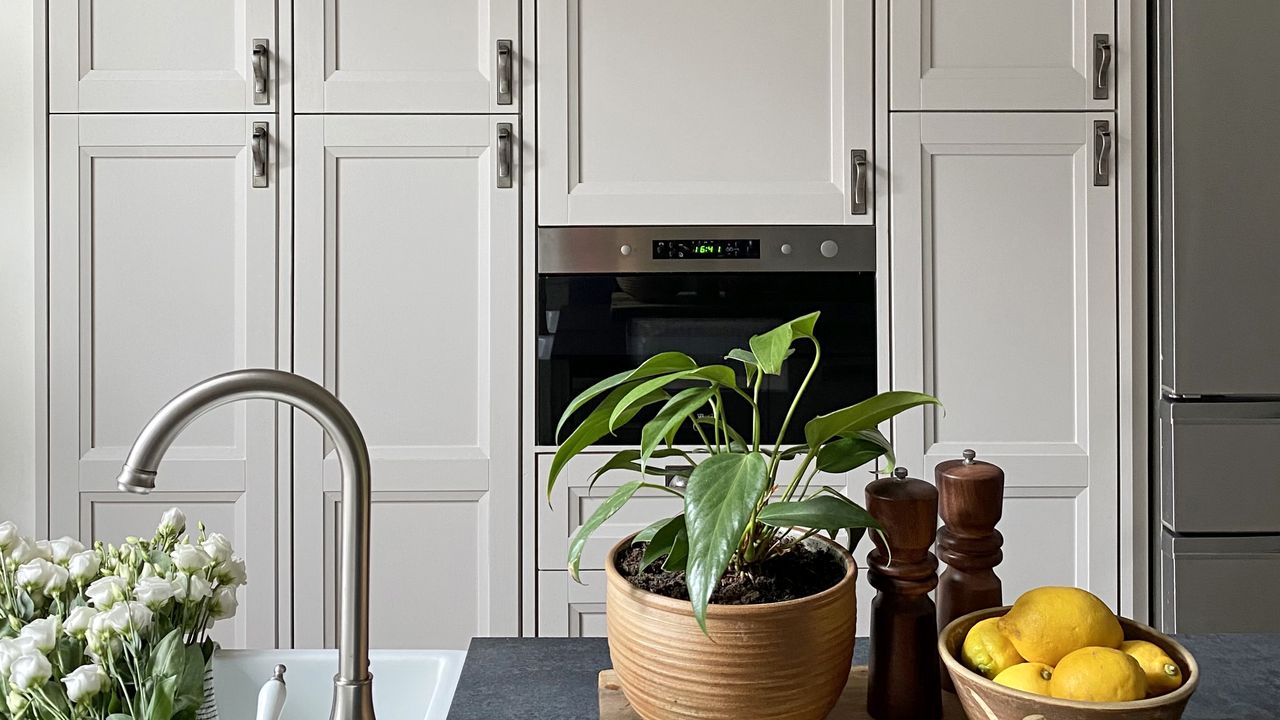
[446,635,1280,720]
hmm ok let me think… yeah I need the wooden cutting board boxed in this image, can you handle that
[599,667,967,719]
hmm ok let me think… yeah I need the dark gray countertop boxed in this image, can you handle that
[447,635,1280,720]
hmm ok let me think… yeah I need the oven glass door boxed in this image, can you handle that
[536,272,876,447]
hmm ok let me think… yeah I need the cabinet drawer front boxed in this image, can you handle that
[1161,534,1280,633]
[537,571,608,638]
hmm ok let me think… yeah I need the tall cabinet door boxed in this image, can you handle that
[293,115,520,651]
[537,0,873,225]
[48,0,277,112]
[294,0,520,112]
[890,113,1119,604]
[891,0,1116,110]
[47,114,281,648]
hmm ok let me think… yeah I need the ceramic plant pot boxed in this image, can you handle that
[604,534,857,720]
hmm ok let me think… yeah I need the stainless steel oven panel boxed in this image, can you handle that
[537,226,875,274]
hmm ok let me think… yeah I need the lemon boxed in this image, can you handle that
[997,587,1124,665]
[993,662,1054,696]
[1050,647,1146,702]
[961,618,1026,679]
[1120,640,1184,697]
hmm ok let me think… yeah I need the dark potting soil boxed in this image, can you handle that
[617,542,845,605]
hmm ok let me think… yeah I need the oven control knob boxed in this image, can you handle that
[620,244,633,256]
[780,243,793,255]
[820,240,839,258]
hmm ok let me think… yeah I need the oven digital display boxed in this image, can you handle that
[653,239,760,260]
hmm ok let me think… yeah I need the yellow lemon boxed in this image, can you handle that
[1050,647,1146,702]
[961,618,1026,679]
[992,662,1054,696]
[1120,640,1184,697]
[997,587,1124,665]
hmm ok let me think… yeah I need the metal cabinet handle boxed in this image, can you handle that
[850,150,868,215]
[1093,34,1112,100]
[496,123,513,188]
[496,40,513,105]
[252,39,270,105]
[252,123,269,188]
[1093,120,1111,187]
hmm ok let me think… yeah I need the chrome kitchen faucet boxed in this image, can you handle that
[115,369,376,720]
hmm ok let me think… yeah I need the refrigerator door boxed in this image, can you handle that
[1157,0,1280,396]
[1159,532,1280,633]
[1160,400,1280,534]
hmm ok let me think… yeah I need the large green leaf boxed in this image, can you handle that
[663,527,689,572]
[567,480,644,581]
[548,385,669,499]
[554,352,696,441]
[748,312,819,375]
[608,365,738,431]
[804,391,940,451]
[634,514,681,545]
[640,514,686,572]
[640,387,715,468]
[587,448,692,491]
[684,452,769,632]
[757,494,883,537]
[816,430,894,474]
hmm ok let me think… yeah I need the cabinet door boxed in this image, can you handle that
[891,0,1115,110]
[889,113,1119,603]
[47,114,281,648]
[293,115,520,651]
[49,0,276,112]
[536,0,873,225]
[295,0,519,113]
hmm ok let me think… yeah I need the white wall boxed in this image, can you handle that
[0,0,38,534]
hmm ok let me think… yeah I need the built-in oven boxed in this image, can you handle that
[536,226,877,447]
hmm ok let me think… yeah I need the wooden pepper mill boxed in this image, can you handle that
[935,448,1006,691]
[866,467,941,720]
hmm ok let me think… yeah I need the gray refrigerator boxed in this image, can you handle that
[1153,0,1280,632]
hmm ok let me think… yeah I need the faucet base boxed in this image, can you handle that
[330,675,376,720]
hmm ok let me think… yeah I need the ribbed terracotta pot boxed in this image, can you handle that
[605,534,857,720]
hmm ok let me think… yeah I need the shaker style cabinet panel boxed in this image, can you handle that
[294,0,519,113]
[48,0,277,112]
[292,115,520,651]
[890,0,1116,110]
[889,112,1119,604]
[536,0,873,225]
[46,114,281,648]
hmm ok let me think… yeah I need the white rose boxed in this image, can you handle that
[85,575,128,608]
[171,544,212,573]
[0,638,37,678]
[68,550,101,582]
[210,585,239,620]
[158,507,187,535]
[19,618,59,654]
[134,576,175,608]
[14,558,54,591]
[102,602,152,636]
[33,540,52,561]
[172,573,212,603]
[63,607,98,639]
[48,537,85,565]
[86,615,121,660]
[61,664,108,703]
[7,537,37,566]
[9,653,51,691]
[216,556,248,587]
[0,521,18,550]
[202,533,234,564]
[44,564,70,594]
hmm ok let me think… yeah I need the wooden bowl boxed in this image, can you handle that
[939,607,1199,720]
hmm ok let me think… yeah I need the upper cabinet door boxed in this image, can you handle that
[49,0,276,112]
[537,0,873,226]
[295,0,520,113]
[891,0,1116,110]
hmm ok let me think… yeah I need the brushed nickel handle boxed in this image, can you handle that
[1093,120,1111,187]
[252,39,270,105]
[1093,34,1112,100]
[851,150,868,215]
[496,123,513,188]
[496,40,513,105]
[252,123,269,188]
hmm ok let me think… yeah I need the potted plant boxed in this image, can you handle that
[548,312,939,720]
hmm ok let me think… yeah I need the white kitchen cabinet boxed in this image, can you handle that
[292,114,520,651]
[890,0,1116,111]
[48,0,277,112]
[295,0,519,113]
[537,571,608,638]
[889,112,1119,604]
[46,113,282,648]
[536,0,873,225]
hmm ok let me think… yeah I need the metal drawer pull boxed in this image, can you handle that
[252,123,269,188]
[851,150,868,215]
[252,39,270,105]
[1093,120,1111,187]
[496,123,513,189]
[496,40,513,105]
[1093,34,1112,100]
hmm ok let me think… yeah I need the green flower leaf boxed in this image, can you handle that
[567,480,644,581]
[757,494,883,537]
[639,514,686,572]
[554,351,696,442]
[607,366,738,432]
[804,391,940,452]
[547,384,669,500]
[815,429,894,474]
[640,387,716,468]
[748,312,819,375]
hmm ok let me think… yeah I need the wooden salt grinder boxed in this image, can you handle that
[936,449,1006,691]
[866,467,941,720]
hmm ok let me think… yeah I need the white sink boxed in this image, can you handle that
[213,649,466,720]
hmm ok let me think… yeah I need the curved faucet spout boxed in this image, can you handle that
[117,369,376,720]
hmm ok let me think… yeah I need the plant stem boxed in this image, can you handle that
[768,342,821,481]
[690,416,715,455]
[751,372,762,452]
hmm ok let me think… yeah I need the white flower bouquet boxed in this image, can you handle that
[0,509,246,720]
